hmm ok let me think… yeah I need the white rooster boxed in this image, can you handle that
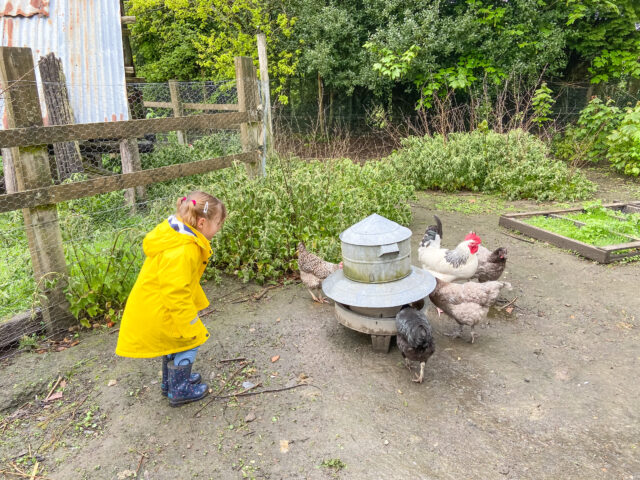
[418,231,482,282]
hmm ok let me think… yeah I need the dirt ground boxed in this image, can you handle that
[1,172,639,480]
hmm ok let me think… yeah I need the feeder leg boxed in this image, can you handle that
[371,335,392,353]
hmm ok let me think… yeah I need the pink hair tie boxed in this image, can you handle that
[181,196,187,203]
[192,200,196,206]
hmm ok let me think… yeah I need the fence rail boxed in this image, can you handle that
[0,111,252,148]
[0,151,258,213]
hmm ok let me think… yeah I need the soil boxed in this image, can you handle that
[1,171,639,480]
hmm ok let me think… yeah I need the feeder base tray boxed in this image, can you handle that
[334,301,428,353]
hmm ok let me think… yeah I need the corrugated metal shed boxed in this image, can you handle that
[1,0,49,17]
[0,0,129,126]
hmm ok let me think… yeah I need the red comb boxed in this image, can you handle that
[464,232,481,244]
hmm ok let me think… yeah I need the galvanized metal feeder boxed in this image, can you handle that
[322,214,436,352]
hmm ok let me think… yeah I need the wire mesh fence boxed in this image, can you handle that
[0,50,262,359]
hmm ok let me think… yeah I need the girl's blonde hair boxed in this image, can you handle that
[176,191,226,228]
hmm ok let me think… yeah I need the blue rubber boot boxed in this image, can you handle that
[161,356,202,397]
[167,362,209,407]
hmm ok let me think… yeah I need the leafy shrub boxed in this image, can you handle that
[606,103,640,176]
[386,130,596,201]
[552,97,622,165]
[206,157,415,283]
[65,229,145,327]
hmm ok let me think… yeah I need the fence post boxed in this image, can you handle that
[234,56,263,178]
[256,33,273,158]
[0,47,74,335]
[169,79,187,145]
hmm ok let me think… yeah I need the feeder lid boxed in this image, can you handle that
[322,266,436,309]
[339,213,412,247]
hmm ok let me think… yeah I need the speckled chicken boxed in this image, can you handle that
[297,242,342,303]
[472,246,508,283]
[429,278,511,343]
[395,303,435,383]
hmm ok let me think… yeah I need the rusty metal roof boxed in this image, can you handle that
[1,0,50,17]
[0,0,128,125]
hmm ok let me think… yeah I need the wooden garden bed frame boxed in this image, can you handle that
[498,202,640,263]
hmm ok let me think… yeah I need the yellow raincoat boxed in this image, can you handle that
[115,215,212,358]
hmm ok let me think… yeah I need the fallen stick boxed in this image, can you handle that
[44,376,62,402]
[219,357,246,363]
[209,383,317,401]
[135,451,148,477]
[29,462,38,480]
[0,470,49,479]
[497,296,518,311]
[501,231,535,244]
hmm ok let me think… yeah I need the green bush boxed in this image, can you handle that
[386,130,596,201]
[207,157,415,283]
[606,103,640,177]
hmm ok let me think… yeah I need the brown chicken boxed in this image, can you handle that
[429,278,511,343]
[297,242,342,303]
[472,246,508,283]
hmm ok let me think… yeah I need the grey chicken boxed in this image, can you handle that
[429,278,511,343]
[472,246,508,283]
[395,303,435,383]
[297,242,342,303]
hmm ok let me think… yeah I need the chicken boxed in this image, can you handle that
[429,278,511,343]
[395,304,435,383]
[418,232,482,282]
[297,242,342,303]
[472,246,507,283]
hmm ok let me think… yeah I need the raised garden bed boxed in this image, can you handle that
[499,202,640,263]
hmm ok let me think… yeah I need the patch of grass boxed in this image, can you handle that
[421,192,515,214]
[523,201,640,248]
[321,458,346,471]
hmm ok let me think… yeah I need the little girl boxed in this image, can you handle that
[116,191,226,407]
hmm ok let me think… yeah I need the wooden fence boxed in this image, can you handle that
[0,45,268,343]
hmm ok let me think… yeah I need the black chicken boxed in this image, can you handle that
[395,303,435,383]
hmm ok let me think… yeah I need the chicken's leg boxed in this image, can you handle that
[470,325,477,344]
[307,288,321,303]
[444,324,464,340]
[412,362,425,383]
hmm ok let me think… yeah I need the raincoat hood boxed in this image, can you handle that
[143,215,212,259]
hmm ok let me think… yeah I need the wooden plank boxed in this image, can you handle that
[623,205,640,214]
[500,202,631,219]
[121,15,136,24]
[39,52,84,181]
[600,241,640,252]
[145,101,240,111]
[499,215,609,263]
[0,308,43,350]
[143,101,172,108]
[125,76,146,83]
[0,111,251,148]
[124,66,135,75]
[182,103,240,111]
[0,46,74,333]
[0,151,259,213]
